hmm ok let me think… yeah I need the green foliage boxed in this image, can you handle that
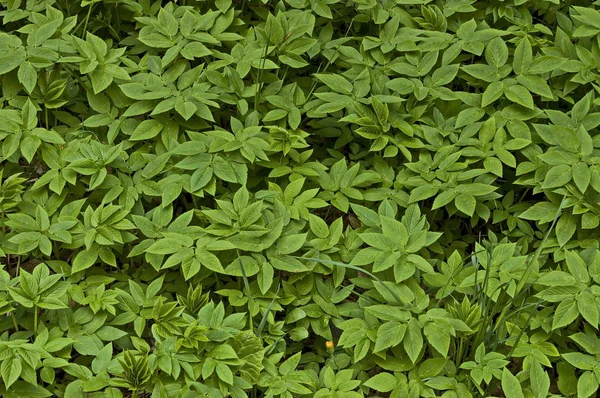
[0,0,600,397]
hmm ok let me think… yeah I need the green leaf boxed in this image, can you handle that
[130,120,163,141]
[1,357,22,389]
[573,162,591,193]
[482,81,504,107]
[215,362,233,385]
[308,214,329,238]
[516,75,553,98]
[505,85,534,109]
[455,194,476,216]
[315,74,353,95]
[543,164,572,189]
[209,344,238,360]
[148,238,189,255]
[72,249,99,273]
[403,318,422,364]
[577,371,599,398]
[374,321,406,352]
[556,213,577,248]
[0,49,27,75]
[182,257,201,280]
[557,362,578,396]
[257,262,274,295]
[265,13,284,44]
[519,202,559,222]
[190,166,213,192]
[582,213,599,229]
[462,64,497,82]
[455,107,485,128]
[432,190,457,210]
[553,299,579,330]
[409,185,439,203]
[530,360,550,398]
[564,250,589,284]
[485,37,508,67]
[97,326,127,341]
[577,291,598,328]
[28,19,61,47]
[562,353,596,370]
[276,234,307,255]
[364,372,398,392]
[513,37,532,74]
[431,64,459,86]
[90,69,114,94]
[424,322,450,357]
[18,62,37,93]
[91,343,113,374]
[502,368,524,398]
[528,56,567,74]
[230,331,265,384]
[280,352,301,375]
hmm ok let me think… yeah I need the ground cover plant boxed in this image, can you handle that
[1,0,600,396]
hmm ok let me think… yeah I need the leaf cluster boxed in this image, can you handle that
[1,0,600,397]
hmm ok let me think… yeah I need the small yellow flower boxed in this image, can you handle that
[326,341,335,351]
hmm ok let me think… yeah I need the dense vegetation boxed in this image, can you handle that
[1,0,599,396]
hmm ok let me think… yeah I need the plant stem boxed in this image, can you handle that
[257,283,280,337]
[82,5,93,38]
[254,37,271,112]
[114,3,121,41]
[34,308,38,335]
[329,351,340,369]
[237,249,254,332]
[298,257,405,305]
[515,197,565,295]
[456,337,465,365]
[484,198,564,348]
[280,65,289,83]
[306,19,354,102]
[506,305,537,358]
